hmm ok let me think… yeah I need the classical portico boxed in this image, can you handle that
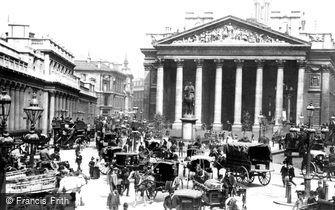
[142,16,311,133]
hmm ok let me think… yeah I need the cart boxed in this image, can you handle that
[192,179,247,209]
[224,142,273,186]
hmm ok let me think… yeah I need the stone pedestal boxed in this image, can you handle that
[181,117,197,141]
[232,124,242,134]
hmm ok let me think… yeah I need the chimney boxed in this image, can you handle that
[97,61,101,69]
[86,52,91,63]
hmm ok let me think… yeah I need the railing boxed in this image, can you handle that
[49,70,79,89]
[31,39,74,63]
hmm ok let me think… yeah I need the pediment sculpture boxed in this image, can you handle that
[172,22,288,44]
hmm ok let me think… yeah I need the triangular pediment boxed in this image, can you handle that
[156,16,309,46]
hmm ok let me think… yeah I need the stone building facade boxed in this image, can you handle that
[132,78,145,120]
[0,24,97,134]
[141,15,335,134]
[74,57,133,116]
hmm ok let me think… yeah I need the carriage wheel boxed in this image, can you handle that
[236,166,249,185]
[248,174,255,183]
[258,171,271,186]
[301,163,316,179]
[99,164,110,175]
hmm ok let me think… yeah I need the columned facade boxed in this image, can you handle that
[141,16,335,134]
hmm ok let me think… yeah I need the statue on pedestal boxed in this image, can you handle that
[183,81,195,116]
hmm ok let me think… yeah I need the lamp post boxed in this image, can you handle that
[0,89,12,210]
[23,93,44,166]
[299,114,304,127]
[305,103,315,198]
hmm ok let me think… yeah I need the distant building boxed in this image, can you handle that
[132,78,144,120]
[0,23,97,133]
[74,57,133,116]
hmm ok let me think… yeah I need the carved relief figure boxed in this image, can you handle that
[172,22,288,44]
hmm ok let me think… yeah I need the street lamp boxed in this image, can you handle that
[305,103,315,198]
[0,89,13,210]
[258,112,264,142]
[299,114,304,127]
[0,89,11,135]
[23,92,44,166]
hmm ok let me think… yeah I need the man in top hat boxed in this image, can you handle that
[88,157,95,178]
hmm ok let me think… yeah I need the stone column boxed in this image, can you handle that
[9,85,15,131]
[68,96,72,118]
[62,95,66,115]
[252,60,264,134]
[19,86,26,129]
[14,85,20,130]
[194,59,203,129]
[156,59,164,115]
[232,59,244,133]
[49,91,55,124]
[54,93,58,117]
[41,91,49,133]
[173,59,184,130]
[213,59,223,130]
[296,60,306,125]
[275,60,285,128]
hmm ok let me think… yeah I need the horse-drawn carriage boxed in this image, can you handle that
[284,127,306,157]
[144,160,180,200]
[222,142,273,186]
[53,119,90,149]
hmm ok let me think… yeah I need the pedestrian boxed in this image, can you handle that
[107,168,117,193]
[315,180,326,199]
[292,191,306,210]
[127,137,132,152]
[88,157,95,178]
[178,140,185,157]
[121,168,130,196]
[128,169,142,206]
[307,191,317,204]
[123,143,128,152]
[107,190,120,210]
[280,164,288,187]
[138,142,145,152]
[288,164,296,186]
[75,152,82,172]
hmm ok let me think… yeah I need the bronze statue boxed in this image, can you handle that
[183,81,195,115]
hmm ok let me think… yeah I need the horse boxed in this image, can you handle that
[58,173,89,207]
[133,173,156,206]
[183,91,194,115]
[225,196,247,210]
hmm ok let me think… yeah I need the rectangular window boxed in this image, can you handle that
[310,74,320,89]
[104,95,109,106]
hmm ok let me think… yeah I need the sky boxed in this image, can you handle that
[0,0,334,79]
